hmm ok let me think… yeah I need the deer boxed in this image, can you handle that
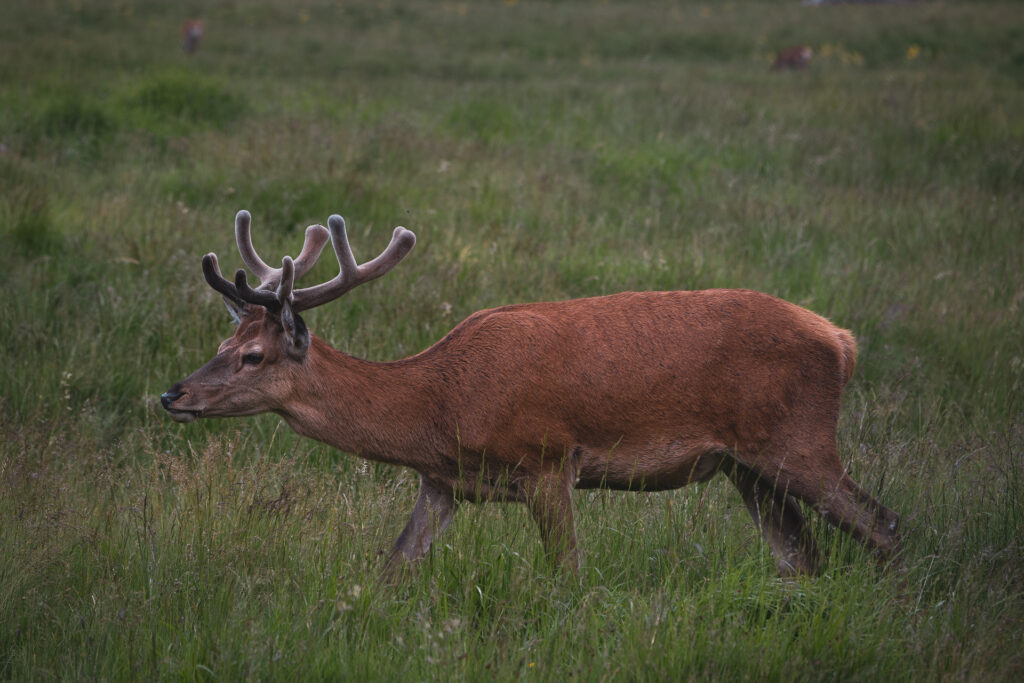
[771,45,813,71]
[181,19,204,55]
[162,210,901,578]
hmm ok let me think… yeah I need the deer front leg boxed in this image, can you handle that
[524,466,580,573]
[385,475,456,575]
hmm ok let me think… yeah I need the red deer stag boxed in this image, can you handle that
[162,210,901,577]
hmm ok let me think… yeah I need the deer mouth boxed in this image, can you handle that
[164,407,200,423]
[160,389,201,422]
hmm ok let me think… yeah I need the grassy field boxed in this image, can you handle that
[2,0,1022,679]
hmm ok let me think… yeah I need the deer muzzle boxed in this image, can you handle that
[160,386,199,422]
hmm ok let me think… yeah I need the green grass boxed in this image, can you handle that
[1,0,1022,679]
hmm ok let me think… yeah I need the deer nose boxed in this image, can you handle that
[160,389,184,409]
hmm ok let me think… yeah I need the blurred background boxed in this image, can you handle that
[1,1,1021,679]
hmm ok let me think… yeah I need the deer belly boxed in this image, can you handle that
[574,440,728,491]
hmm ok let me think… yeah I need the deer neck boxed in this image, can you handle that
[276,336,436,466]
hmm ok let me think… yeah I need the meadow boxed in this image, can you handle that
[1,0,1022,679]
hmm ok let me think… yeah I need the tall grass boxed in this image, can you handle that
[1,0,1022,679]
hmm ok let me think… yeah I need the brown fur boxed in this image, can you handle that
[164,288,900,577]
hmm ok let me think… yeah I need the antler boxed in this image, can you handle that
[201,210,415,314]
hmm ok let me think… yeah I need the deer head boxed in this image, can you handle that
[161,210,415,422]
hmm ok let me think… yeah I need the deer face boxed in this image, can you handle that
[161,306,310,422]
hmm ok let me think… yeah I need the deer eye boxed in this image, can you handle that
[241,352,264,366]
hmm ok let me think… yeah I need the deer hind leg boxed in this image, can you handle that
[385,475,456,575]
[726,462,821,577]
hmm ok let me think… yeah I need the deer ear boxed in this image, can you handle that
[280,301,310,358]
[223,296,244,325]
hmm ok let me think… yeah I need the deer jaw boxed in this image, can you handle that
[161,308,309,422]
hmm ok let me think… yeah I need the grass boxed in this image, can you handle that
[1,0,1022,679]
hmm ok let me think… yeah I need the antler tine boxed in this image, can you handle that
[291,224,331,280]
[327,214,360,277]
[277,256,295,304]
[234,210,276,285]
[291,214,416,312]
[234,268,281,310]
[202,253,243,304]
